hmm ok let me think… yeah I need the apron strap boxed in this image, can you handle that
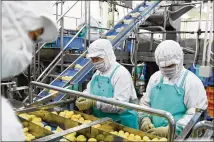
[160,76,164,83]
[179,70,189,88]
[109,65,120,80]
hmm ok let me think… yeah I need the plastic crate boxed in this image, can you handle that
[56,36,84,51]
[188,65,214,87]
[206,87,214,100]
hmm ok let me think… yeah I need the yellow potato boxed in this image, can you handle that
[159,138,168,141]
[75,64,83,69]
[32,117,42,123]
[78,117,85,122]
[30,135,36,140]
[76,135,86,142]
[127,135,135,141]
[95,134,105,141]
[27,133,33,137]
[51,111,58,115]
[62,76,73,81]
[93,124,101,128]
[142,136,150,141]
[49,89,57,94]
[25,136,31,141]
[18,113,27,117]
[152,138,159,141]
[66,111,74,119]
[134,135,141,141]
[23,127,29,133]
[22,122,28,127]
[122,135,128,139]
[71,115,77,119]
[59,138,69,142]
[129,134,135,137]
[83,120,92,124]
[59,112,66,117]
[104,135,114,141]
[45,126,51,131]
[124,132,129,136]
[34,122,44,127]
[88,138,97,142]
[76,114,81,119]
[24,132,29,136]
[56,126,63,132]
[65,134,76,141]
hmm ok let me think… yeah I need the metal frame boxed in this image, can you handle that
[34,117,112,141]
[175,109,205,141]
[32,1,80,81]
[192,120,214,138]
[36,25,86,82]
[27,81,176,141]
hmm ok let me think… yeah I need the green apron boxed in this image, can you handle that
[90,65,139,129]
[150,70,189,135]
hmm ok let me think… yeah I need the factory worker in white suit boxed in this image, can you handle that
[75,39,139,129]
[139,40,208,137]
[1,1,57,141]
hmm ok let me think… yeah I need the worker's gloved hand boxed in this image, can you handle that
[140,117,154,132]
[147,126,169,138]
[75,97,96,111]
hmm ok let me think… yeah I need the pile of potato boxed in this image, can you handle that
[19,113,44,127]
[52,110,101,128]
[23,127,36,141]
[59,131,115,142]
[110,130,167,141]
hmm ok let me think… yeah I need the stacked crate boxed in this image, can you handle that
[206,86,214,117]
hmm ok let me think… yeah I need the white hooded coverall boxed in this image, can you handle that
[1,1,57,141]
[84,39,138,113]
[139,40,208,133]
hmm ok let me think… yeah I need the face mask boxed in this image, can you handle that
[93,60,106,72]
[159,65,177,79]
[1,3,34,79]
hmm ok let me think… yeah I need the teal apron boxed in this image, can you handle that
[90,65,139,129]
[150,70,189,135]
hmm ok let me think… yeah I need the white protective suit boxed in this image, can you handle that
[77,15,101,41]
[139,40,208,131]
[85,39,138,113]
[1,1,57,141]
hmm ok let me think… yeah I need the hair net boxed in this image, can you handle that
[87,39,116,64]
[155,40,184,68]
[2,1,57,43]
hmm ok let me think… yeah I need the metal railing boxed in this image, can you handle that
[27,81,176,141]
[192,120,214,138]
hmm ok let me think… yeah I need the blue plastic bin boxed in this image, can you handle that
[56,36,84,50]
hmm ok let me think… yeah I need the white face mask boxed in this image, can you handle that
[93,60,106,72]
[1,3,34,79]
[93,58,111,73]
[159,65,177,79]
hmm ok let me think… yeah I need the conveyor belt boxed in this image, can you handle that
[35,0,163,103]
